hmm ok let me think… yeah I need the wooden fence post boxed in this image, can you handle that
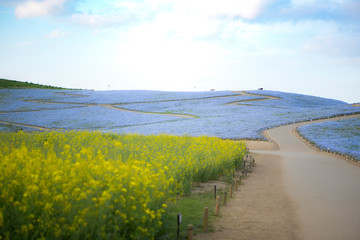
[177,213,181,239]
[223,190,227,206]
[187,224,193,240]
[229,184,233,198]
[214,185,217,200]
[215,196,220,216]
[203,207,208,232]
[234,178,238,191]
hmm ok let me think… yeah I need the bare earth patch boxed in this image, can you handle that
[191,180,228,194]
[243,139,278,151]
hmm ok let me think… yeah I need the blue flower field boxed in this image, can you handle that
[1,88,359,159]
[298,118,360,161]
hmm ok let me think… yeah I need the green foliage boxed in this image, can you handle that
[158,191,217,239]
[0,78,77,90]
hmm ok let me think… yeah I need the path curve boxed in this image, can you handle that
[196,114,360,240]
[99,104,197,118]
[227,90,281,105]
[264,115,360,240]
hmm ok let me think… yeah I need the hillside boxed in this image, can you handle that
[0,78,73,90]
[1,89,359,139]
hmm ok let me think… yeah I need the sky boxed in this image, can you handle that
[0,0,360,103]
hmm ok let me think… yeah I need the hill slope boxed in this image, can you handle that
[1,89,359,140]
[0,78,73,90]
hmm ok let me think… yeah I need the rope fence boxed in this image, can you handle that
[171,154,255,239]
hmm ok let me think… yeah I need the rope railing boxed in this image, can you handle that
[171,154,255,239]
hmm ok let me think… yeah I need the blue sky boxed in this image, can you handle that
[0,0,359,103]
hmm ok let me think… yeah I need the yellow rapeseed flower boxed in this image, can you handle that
[0,131,246,239]
[0,210,3,227]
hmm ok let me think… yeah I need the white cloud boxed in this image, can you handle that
[342,1,360,19]
[115,0,272,41]
[48,29,68,38]
[70,13,133,27]
[302,35,360,57]
[114,24,224,90]
[115,0,269,20]
[279,0,360,22]
[69,0,270,29]
[15,0,66,19]
[169,0,269,19]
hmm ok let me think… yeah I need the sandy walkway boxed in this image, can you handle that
[195,152,299,240]
[227,91,281,105]
[196,114,360,240]
[268,117,360,240]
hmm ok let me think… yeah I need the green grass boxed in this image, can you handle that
[157,190,219,239]
[0,78,78,90]
[0,122,24,132]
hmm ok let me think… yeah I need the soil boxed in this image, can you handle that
[242,140,277,151]
[191,180,229,194]
[195,150,299,240]
[99,104,196,118]
[227,91,281,106]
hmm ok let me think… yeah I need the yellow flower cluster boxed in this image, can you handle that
[0,131,246,239]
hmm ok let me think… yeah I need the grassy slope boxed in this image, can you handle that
[0,78,77,90]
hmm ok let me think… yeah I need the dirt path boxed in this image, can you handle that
[99,104,197,118]
[196,114,360,240]
[227,91,281,105]
[0,120,56,131]
[195,152,299,240]
[267,115,360,240]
